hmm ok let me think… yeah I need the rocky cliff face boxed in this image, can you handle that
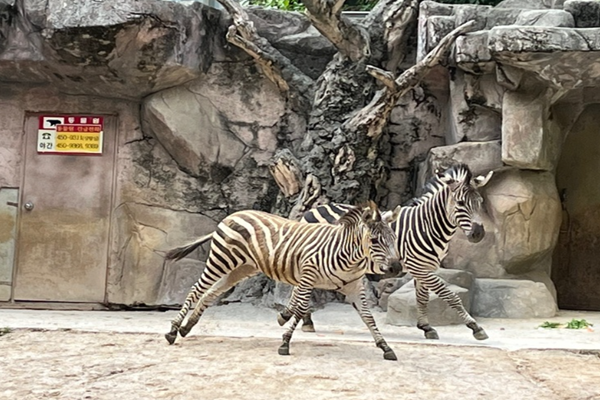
[2,0,599,318]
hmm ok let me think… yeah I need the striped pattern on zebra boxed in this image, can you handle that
[163,202,401,360]
[285,164,493,341]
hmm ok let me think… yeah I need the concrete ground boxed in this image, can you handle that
[2,303,600,400]
[1,302,599,351]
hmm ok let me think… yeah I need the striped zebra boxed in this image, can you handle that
[163,202,402,360]
[282,164,493,341]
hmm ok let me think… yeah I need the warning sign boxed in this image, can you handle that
[38,115,104,155]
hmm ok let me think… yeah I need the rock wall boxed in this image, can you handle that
[2,0,599,318]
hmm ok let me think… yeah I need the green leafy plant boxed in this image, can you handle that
[0,327,12,337]
[565,319,594,330]
[539,319,594,330]
[539,321,562,329]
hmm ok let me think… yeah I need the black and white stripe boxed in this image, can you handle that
[293,164,493,341]
[163,202,401,360]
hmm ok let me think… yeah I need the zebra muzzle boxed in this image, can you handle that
[467,223,485,243]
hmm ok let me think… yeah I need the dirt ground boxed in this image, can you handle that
[2,328,600,400]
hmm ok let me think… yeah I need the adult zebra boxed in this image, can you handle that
[279,164,493,341]
[163,202,401,360]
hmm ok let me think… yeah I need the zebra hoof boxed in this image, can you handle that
[473,329,489,341]
[179,325,192,338]
[165,332,177,345]
[278,344,290,356]
[425,330,439,340]
[383,350,398,361]
[301,324,315,333]
[277,313,289,326]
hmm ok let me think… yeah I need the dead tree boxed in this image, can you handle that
[216,0,476,218]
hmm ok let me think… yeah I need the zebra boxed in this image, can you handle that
[163,202,402,360]
[280,164,493,341]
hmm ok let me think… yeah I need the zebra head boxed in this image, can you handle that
[360,201,401,275]
[438,165,493,243]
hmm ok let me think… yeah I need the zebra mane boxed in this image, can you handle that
[335,204,365,227]
[406,164,473,207]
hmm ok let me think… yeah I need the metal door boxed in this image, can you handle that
[13,114,116,302]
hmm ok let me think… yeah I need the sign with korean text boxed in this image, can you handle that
[38,115,104,155]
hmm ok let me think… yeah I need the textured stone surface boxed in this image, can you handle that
[564,0,600,27]
[0,0,224,99]
[419,141,502,190]
[515,10,574,27]
[447,71,503,143]
[385,269,474,326]
[387,283,471,326]
[445,169,561,278]
[502,86,560,171]
[472,279,557,318]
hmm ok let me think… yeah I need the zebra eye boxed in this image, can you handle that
[456,200,466,207]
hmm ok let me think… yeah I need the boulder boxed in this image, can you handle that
[0,0,224,99]
[515,10,574,27]
[445,169,562,277]
[502,85,560,171]
[448,71,503,143]
[386,269,475,326]
[418,141,502,190]
[564,0,600,27]
[387,283,471,326]
[472,279,557,318]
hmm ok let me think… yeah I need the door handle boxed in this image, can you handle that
[23,201,34,211]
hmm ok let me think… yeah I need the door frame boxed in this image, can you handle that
[8,112,119,305]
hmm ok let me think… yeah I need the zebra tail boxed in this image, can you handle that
[164,233,213,261]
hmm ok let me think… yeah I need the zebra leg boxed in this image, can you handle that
[165,279,204,345]
[414,278,439,340]
[278,286,315,332]
[178,264,259,338]
[427,274,488,341]
[278,284,313,356]
[341,281,397,361]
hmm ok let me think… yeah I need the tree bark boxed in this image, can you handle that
[215,0,476,219]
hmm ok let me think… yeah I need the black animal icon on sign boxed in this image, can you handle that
[46,119,63,127]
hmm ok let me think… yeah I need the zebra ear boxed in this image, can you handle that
[362,201,381,223]
[472,171,493,188]
[382,205,401,224]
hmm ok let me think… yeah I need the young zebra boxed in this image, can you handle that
[281,164,493,341]
[163,202,401,360]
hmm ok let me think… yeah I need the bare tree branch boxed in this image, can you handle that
[346,20,478,138]
[216,0,315,114]
[301,0,370,62]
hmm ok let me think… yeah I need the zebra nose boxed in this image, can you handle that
[383,260,404,278]
[468,223,485,243]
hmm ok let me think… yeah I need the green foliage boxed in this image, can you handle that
[0,327,12,337]
[539,319,594,330]
[566,319,594,330]
[539,321,562,329]
[249,0,503,12]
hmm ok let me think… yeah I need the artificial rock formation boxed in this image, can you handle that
[2,0,598,319]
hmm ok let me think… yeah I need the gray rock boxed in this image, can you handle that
[376,275,413,311]
[564,0,600,27]
[436,269,476,290]
[445,169,561,277]
[386,283,471,326]
[472,278,557,318]
[156,259,205,306]
[0,0,224,99]
[515,10,575,27]
[448,71,503,143]
[496,0,560,9]
[419,141,502,189]
[502,86,560,171]
[142,85,247,177]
